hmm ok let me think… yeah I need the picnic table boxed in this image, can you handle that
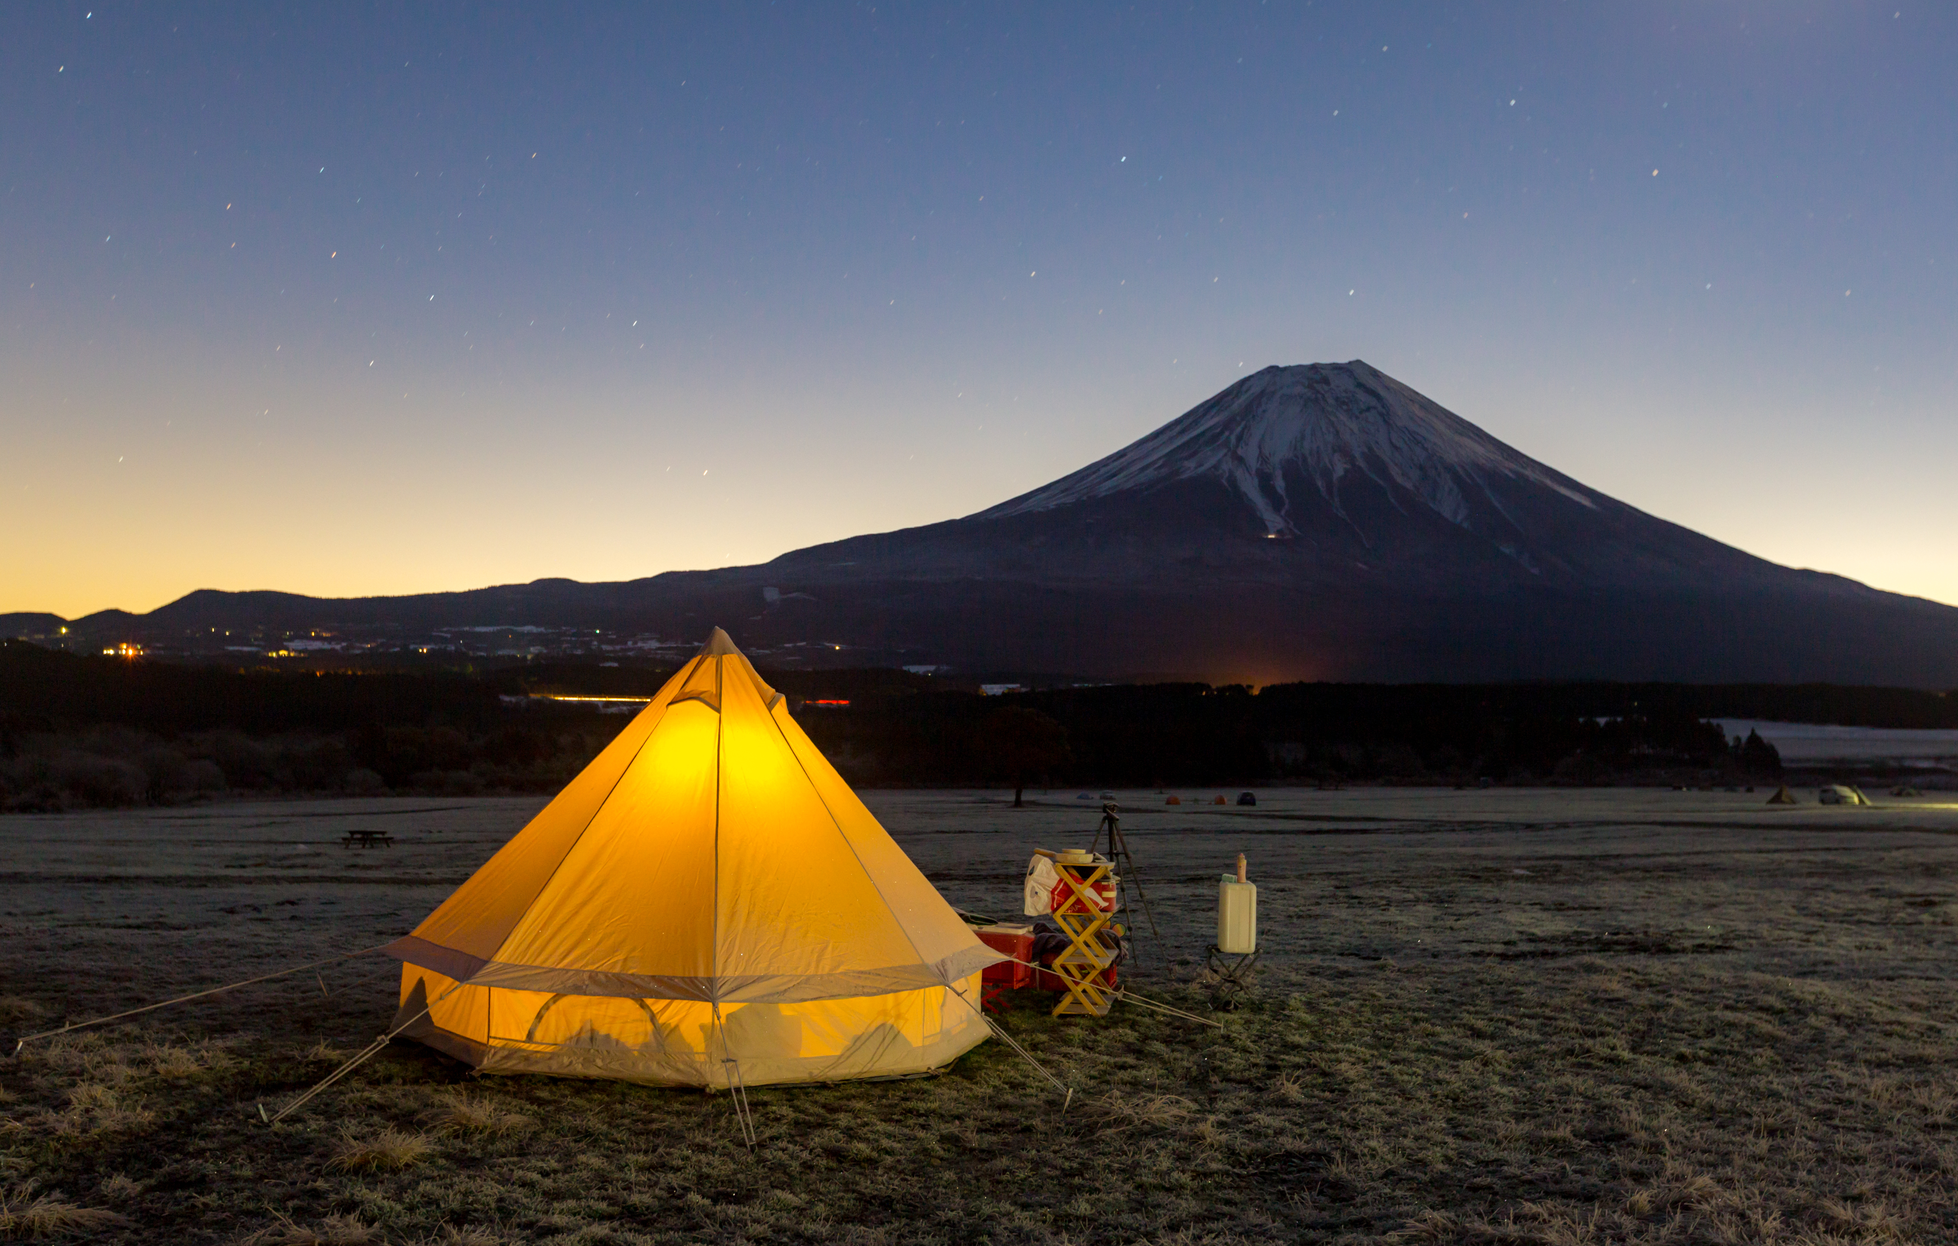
[341,830,395,849]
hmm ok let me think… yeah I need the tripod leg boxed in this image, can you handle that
[1112,827,1162,950]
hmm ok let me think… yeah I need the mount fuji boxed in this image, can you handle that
[16,362,1958,684]
[746,361,1958,682]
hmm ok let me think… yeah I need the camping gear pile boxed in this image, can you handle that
[1043,849,1124,1016]
[997,847,1126,1016]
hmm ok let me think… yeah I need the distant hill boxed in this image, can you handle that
[14,362,1958,685]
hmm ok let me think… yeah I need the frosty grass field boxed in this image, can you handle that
[5,787,1958,1244]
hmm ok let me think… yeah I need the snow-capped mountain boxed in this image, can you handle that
[22,362,1958,684]
[983,362,1598,537]
[773,360,1776,596]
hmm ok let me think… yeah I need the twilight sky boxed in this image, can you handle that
[5,2,1954,619]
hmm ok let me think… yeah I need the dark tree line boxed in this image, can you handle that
[0,642,610,809]
[793,683,1788,789]
[5,639,1952,808]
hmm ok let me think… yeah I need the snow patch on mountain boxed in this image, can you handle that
[981,361,1598,535]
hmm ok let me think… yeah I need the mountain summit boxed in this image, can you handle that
[777,360,1788,600]
[983,362,1598,539]
[14,362,1958,685]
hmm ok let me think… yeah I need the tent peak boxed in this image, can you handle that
[682,626,778,709]
[697,627,741,658]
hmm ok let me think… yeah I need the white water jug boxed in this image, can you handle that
[1217,852,1257,954]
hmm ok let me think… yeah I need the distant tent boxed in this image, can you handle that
[1765,785,1799,805]
[385,629,1001,1088]
[1818,784,1871,806]
[1165,795,1182,805]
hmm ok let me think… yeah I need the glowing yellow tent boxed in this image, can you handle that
[384,629,1001,1087]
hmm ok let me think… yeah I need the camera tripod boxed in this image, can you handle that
[1090,803,1161,961]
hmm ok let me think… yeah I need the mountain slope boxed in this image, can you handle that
[15,362,1958,685]
[986,363,1601,535]
[701,361,1958,682]
[765,362,1882,601]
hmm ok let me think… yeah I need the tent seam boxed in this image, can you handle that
[711,653,724,1006]
[760,691,952,987]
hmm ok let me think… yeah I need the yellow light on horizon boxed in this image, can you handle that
[534,694,653,704]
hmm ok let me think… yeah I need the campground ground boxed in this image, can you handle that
[5,787,1958,1244]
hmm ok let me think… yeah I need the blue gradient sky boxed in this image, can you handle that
[6,2,1954,618]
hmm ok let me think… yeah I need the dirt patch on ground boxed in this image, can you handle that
[4,789,1958,1243]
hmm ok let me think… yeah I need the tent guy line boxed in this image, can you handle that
[8,943,393,1056]
[267,983,462,1126]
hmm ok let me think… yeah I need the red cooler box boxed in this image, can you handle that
[976,924,1034,990]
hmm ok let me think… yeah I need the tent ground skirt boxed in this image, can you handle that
[394,967,989,1088]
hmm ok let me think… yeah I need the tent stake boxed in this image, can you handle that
[268,979,462,1125]
[712,1003,757,1150]
[946,982,1071,1098]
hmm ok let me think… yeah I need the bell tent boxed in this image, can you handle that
[384,629,1001,1088]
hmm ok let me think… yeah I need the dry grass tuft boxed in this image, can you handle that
[242,1213,381,1245]
[146,1047,205,1079]
[418,1227,513,1246]
[1389,1210,1462,1242]
[1819,1197,1906,1238]
[1089,1090,1195,1135]
[1271,1072,1304,1103]
[303,1040,353,1065]
[44,1083,154,1137]
[428,1089,533,1136]
[0,998,50,1029]
[96,1174,142,1200]
[324,1126,432,1173]
[1137,1230,1239,1246]
[0,1183,128,1237]
[1657,1172,1722,1211]
[143,1039,234,1079]
[65,1084,117,1113]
